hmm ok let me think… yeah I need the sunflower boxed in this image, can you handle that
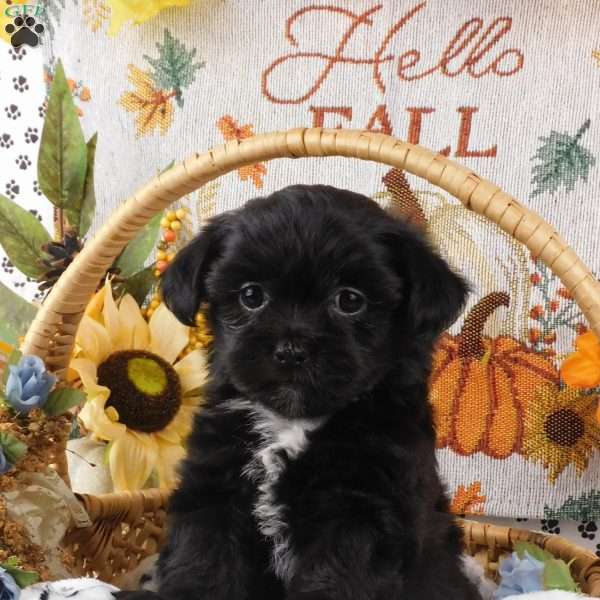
[523,386,600,483]
[70,280,206,491]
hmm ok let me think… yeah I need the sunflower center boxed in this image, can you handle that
[544,408,585,447]
[97,350,181,433]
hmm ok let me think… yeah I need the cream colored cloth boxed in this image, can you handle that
[26,0,600,521]
[1,470,91,579]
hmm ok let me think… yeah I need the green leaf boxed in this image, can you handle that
[38,60,87,211]
[0,563,40,588]
[2,349,22,388]
[0,194,51,279]
[160,160,175,175]
[43,387,86,416]
[544,490,600,521]
[513,541,553,562]
[114,212,162,278]
[118,265,157,305]
[66,133,97,237]
[0,432,27,464]
[0,282,37,347]
[530,119,596,198]
[144,29,205,107]
[543,559,579,592]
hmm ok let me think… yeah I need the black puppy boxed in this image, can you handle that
[117,185,480,600]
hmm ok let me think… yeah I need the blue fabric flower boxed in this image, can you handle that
[5,355,55,415]
[0,447,12,475]
[494,551,545,599]
[0,567,20,600]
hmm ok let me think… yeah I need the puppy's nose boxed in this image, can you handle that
[273,340,307,367]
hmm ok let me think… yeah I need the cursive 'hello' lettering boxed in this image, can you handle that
[261,3,524,105]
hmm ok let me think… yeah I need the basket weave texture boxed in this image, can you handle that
[19,129,600,594]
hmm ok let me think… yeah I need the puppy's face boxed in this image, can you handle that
[162,185,467,418]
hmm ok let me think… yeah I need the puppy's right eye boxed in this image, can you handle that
[239,283,266,311]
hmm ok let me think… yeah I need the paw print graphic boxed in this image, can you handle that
[5,15,44,48]
[38,103,47,118]
[15,154,31,170]
[4,180,20,199]
[8,46,26,60]
[578,520,597,540]
[33,180,42,196]
[0,134,14,149]
[4,104,21,120]
[12,75,29,93]
[540,519,560,535]
[24,127,38,144]
[28,209,42,222]
[596,542,600,558]
[1,257,14,275]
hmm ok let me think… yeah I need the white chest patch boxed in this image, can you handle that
[228,400,325,582]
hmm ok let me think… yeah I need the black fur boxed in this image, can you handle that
[116,185,479,600]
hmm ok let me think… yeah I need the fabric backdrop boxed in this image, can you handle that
[0,0,599,545]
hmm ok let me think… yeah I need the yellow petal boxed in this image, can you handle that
[119,294,151,350]
[174,349,208,393]
[80,395,127,441]
[76,315,113,364]
[164,405,196,438]
[70,358,109,397]
[85,286,106,322]
[149,303,189,364]
[109,432,158,491]
[102,279,125,350]
[155,426,181,445]
[156,442,186,490]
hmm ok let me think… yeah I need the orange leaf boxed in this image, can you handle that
[217,115,254,141]
[450,482,487,515]
[238,163,267,189]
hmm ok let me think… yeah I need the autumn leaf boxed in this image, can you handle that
[382,168,426,228]
[530,119,596,198]
[120,65,175,137]
[217,115,255,141]
[238,164,267,189]
[83,0,111,32]
[450,482,487,515]
[144,29,205,108]
[216,115,267,189]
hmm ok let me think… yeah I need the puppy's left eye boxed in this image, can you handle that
[334,288,366,315]
[239,283,267,311]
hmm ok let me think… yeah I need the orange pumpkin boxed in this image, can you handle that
[430,292,559,458]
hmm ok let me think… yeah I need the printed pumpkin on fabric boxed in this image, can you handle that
[4,1,599,525]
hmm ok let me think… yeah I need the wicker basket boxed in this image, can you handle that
[20,129,600,594]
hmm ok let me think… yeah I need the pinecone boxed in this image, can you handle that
[37,229,84,294]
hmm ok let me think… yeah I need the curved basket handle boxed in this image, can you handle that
[22,128,600,378]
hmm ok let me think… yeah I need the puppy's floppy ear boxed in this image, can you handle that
[161,214,231,326]
[382,222,469,337]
